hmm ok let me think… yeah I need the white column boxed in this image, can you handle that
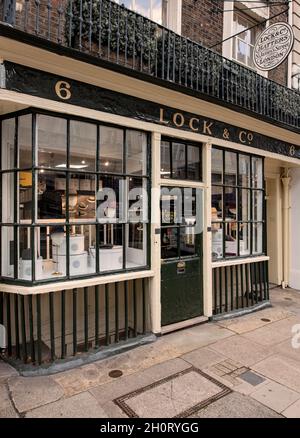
[150,132,162,334]
[290,168,300,289]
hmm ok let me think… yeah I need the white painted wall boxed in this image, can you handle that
[290,168,300,289]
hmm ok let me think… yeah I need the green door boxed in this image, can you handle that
[161,187,203,326]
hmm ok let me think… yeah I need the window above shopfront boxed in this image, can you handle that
[0,110,150,285]
[211,147,265,261]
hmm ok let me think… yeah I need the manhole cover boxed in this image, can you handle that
[109,370,123,378]
[261,318,271,322]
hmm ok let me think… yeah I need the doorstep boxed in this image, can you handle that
[161,316,209,335]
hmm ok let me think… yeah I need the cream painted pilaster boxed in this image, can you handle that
[150,132,162,334]
[203,141,213,317]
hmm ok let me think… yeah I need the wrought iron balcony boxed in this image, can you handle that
[1,0,300,132]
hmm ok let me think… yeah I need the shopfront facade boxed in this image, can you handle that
[0,0,300,371]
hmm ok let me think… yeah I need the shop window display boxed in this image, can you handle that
[211,147,265,261]
[0,111,150,284]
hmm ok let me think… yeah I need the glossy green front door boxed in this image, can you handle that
[161,187,203,326]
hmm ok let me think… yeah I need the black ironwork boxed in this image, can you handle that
[2,0,16,25]
[0,0,299,132]
[213,260,269,315]
[0,279,149,366]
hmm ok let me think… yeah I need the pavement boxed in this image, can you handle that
[1,287,300,418]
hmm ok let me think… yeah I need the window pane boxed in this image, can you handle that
[98,176,125,222]
[1,226,14,277]
[161,227,178,259]
[212,185,223,220]
[239,223,251,256]
[126,130,147,175]
[253,223,264,255]
[180,226,196,257]
[172,143,186,179]
[126,223,147,268]
[100,126,123,173]
[1,118,15,170]
[252,157,263,188]
[225,187,237,221]
[253,190,263,222]
[161,187,183,225]
[2,172,14,223]
[69,224,96,276]
[99,224,123,272]
[48,226,67,279]
[225,222,237,257]
[69,173,96,222]
[70,121,97,172]
[161,140,171,179]
[19,115,32,169]
[212,224,223,260]
[37,171,66,220]
[225,151,237,185]
[37,115,67,169]
[19,171,32,221]
[128,177,148,224]
[211,148,223,184]
[239,154,251,187]
[19,227,33,281]
[239,189,251,221]
[187,145,201,180]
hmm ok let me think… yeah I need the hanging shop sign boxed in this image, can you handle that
[253,22,294,71]
[3,62,299,160]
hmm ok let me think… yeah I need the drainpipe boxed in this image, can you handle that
[281,170,291,289]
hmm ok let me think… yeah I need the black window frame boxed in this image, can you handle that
[0,108,151,286]
[211,146,266,262]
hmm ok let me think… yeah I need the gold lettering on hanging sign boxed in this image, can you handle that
[239,130,254,145]
[55,81,72,100]
[203,121,213,136]
[173,113,185,127]
[189,118,200,132]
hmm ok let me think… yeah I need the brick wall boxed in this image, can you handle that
[268,2,289,86]
[181,0,223,53]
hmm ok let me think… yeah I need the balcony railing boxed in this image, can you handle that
[1,0,300,131]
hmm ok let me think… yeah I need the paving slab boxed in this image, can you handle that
[209,335,274,367]
[250,381,300,413]
[116,369,229,418]
[0,383,18,418]
[8,376,64,413]
[242,316,299,347]
[274,339,300,363]
[190,392,282,418]
[216,308,294,335]
[26,392,108,418]
[282,398,300,418]
[252,355,300,393]
[0,360,18,383]
[54,342,179,397]
[182,347,229,370]
[157,325,233,356]
[90,358,190,406]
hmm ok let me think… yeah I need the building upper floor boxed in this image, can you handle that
[0,0,300,133]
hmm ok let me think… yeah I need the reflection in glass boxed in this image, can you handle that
[172,143,186,179]
[253,223,263,255]
[126,223,147,268]
[69,224,96,276]
[19,115,32,169]
[70,121,97,172]
[2,173,14,223]
[161,140,171,179]
[253,190,263,222]
[225,222,237,257]
[98,176,124,222]
[18,171,32,221]
[225,188,237,221]
[126,130,147,175]
[1,118,15,170]
[239,154,251,187]
[212,224,223,260]
[187,146,200,180]
[69,173,96,221]
[100,126,123,173]
[19,227,33,281]
[212,148,223,184]
[37,115,67,168]
[252,157,263,188]
[225,151,237,185]
[180,226,196,257]
[239,189,251,221]
[212,185,223,221]
[239,223,251,256]
[161,227,178,259]
[1,226,14,278]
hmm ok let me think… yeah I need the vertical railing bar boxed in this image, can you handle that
[73,288,77,356]
[219,267,223,314]
[28,294,35,363]
[230,265,234,311]
[224,266,228,313]
[20,294,27,363]
[95,285,99,348]
[105,283,110,345]
[245,263,250,308]
[133,279,138,337]
[142,277,146,335]
[6,293,12,357]
[124,281,129,340]
[115,282,119,343]
[49,292,55,361]
[84,287,89,352]
[14,294,20,359]
[213,268,217,314]
[61,290,66,359]
[235,265,239,310]
[36,294,42,365]
[240,264,245,309]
